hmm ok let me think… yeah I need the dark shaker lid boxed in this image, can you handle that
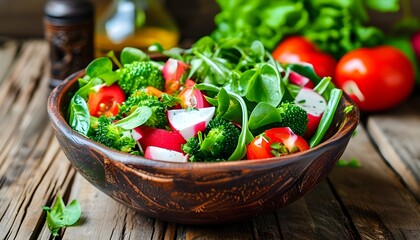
[44,0,94,23]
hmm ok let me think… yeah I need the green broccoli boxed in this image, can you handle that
[277,102,308,136]
[90,116,137,154]
[118,90,168,129]
[182,117,240,162]
[117,61,164,95]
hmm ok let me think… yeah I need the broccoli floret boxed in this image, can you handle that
[117,61,164,95]
[277,102,308,136]
[181,135,206,162]
[91,116,137,154]
[118,90,168,129]
[182,117,240,162]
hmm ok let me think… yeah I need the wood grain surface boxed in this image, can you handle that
[0,39,419,239]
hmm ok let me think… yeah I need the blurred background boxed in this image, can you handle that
[1,0,418,42]
[0,0,219,42]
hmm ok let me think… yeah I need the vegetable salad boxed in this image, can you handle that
[67,36,350,162]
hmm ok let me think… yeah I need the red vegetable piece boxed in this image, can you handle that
[134,126,186,153]
[246,127,309,160]
[87,84,125,117]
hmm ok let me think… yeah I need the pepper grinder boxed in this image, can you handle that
[44,0,94,89]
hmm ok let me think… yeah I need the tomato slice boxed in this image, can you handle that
[87,84,126,117]
[246,127,309,160]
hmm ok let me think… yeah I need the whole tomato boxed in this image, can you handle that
[335,46,415,112]
[272,36,337,79]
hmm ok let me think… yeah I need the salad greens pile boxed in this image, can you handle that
[67,35,349,162]
[211,0,400,58]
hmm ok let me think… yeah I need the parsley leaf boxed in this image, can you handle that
[43,195,81,237]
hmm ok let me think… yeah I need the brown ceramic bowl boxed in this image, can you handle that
[47,70,359,225]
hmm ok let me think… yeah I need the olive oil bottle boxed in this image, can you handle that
[94,0,179,57]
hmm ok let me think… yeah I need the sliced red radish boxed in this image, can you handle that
[289,71,315,88]
[162,58,188,81]
[162,58,188,94]
[144,146,188,162]
[294,88,327,138]
[167,107,215,140]
[133,126,186,152]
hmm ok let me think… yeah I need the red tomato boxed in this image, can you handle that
[272,36,337,79]
[272,36,316,63]
[87,84,126,117]
[335,46,415,112]
[246,127,309,160]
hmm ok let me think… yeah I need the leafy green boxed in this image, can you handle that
[337,158,361,168]
[241,63,284,107]
[42,195,81,237]
[197,83,254,161]
[68,77,103,135]
[85,57,113,78]
[212,0,400,58]
[69,94,90,135]
[120,47,149,65]
[113,106,152,130]
[366,0,399,12]
[248,102,281,130]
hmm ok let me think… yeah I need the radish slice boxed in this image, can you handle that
[144,146,188,162]
[131,128,142,141]
[162,58,188,82]
[289,71,315,88]
[294,88,327,138]
[167,107,215,140]
[133,126,186,152]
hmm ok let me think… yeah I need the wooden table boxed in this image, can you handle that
[0,39,419,239]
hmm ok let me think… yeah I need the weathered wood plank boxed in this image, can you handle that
[61,173,168,240]
[0,40,81,239]
[276,180,355,239]
[0,39,18,84]
[366,95,420,200]
[251,213,282,240]
[176,221,254,240]
[329,125,420,240]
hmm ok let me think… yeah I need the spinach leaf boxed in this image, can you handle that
[42,195,81,237]
[85,57,113,78]
[113,106,152,130]
[248,102,282,130]
[215,87,230,118]
[120,47,149,65]
[76,77,103,100]
[242,63,283,107]
[97,71,119,86]
[69,94,90,135]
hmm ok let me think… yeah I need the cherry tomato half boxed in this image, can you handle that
[272,36,337,79]
[335,46,415,112]
[246,127,309,160]
[87,84,126,117]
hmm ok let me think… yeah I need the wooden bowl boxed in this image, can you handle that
[47,70,359,224]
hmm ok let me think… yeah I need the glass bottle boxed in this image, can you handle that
[95,0,179,57]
